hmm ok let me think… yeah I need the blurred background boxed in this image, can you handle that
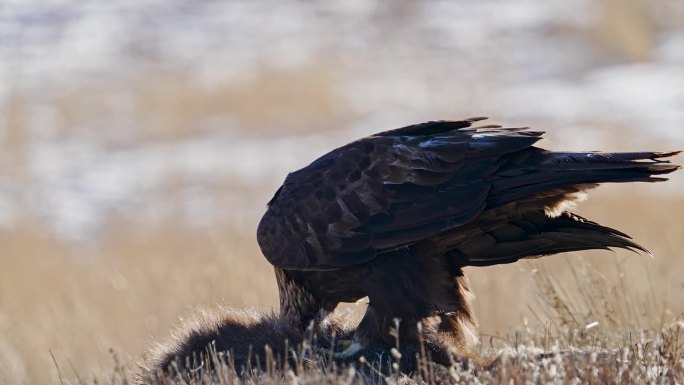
[1,0,683,383]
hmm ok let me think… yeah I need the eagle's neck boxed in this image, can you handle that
[274,268,321,331]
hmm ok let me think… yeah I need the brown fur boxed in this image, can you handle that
[136,307,330,383]
[135,306,464,384]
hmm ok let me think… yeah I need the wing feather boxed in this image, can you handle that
[257,118,679,270]
[445,211,650,267]
[258,119,540,270]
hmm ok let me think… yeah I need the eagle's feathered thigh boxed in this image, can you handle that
[257,118,680,352]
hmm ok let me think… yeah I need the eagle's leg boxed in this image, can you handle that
[354,304,384,345]
[336,264,427,358]
[334,305,383,360]
[334,302,422,360]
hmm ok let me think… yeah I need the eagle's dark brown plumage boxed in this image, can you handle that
[257,118,680,354]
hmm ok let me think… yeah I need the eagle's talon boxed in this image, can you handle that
[333,342,365,360]
[336,339,353,351]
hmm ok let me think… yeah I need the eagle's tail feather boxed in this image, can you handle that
[488,150,680,207]
[446,211,649,267]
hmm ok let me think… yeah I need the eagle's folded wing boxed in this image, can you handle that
[257,118,544,270]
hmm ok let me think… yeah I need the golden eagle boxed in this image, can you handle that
[257,118,680,357]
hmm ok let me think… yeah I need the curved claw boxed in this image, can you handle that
[336,339,353,351]
[333,341,365,360]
